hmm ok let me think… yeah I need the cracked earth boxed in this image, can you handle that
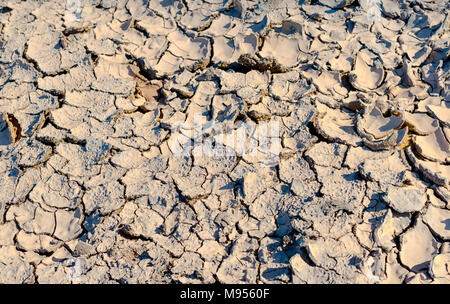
[0,0,449,284]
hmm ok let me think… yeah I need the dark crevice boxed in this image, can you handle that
[63,26,91,36]
[216,62,253,74]
[7,113,22,142]
[0,6,12,14]
[306,120,333,144]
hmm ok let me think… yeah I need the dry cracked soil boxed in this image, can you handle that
[0,0,449,284]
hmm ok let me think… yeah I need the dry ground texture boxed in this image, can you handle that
[0,0,449,284]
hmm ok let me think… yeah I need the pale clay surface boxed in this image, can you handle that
[0,0,449,284]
